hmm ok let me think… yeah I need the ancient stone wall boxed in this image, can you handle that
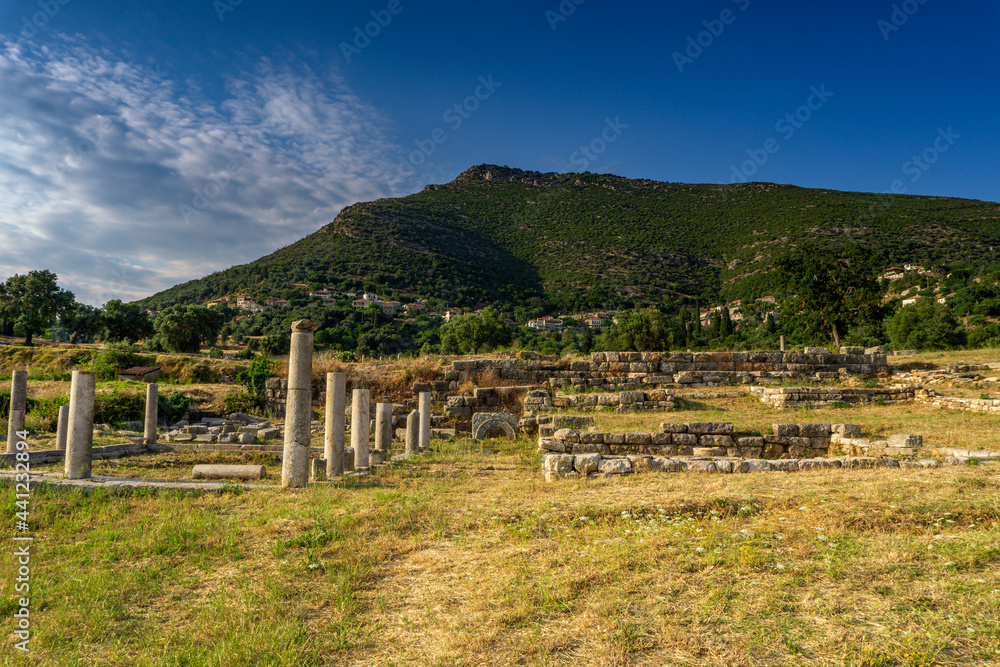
[750,385,920,409]
[523,388,676,415]
[538,422,866,460]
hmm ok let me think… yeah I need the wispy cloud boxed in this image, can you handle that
[0,36,406,305]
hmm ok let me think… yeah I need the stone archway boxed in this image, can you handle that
[471,412,518,440]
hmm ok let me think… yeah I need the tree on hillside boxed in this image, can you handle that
[98,299,155,343]
[152,305,225,353]
[440,307,512,354]
[59,303,101,343]
[886,300,966,350]
[0,270,75,346]
[775,243,886,346]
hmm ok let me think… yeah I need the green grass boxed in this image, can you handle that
[2,432,999,665]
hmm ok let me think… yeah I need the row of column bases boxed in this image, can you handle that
[281,321,430,488]
[6,369,158,480]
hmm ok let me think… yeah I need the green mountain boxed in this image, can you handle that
[138,164,1000,313]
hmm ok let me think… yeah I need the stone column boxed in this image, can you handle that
[780,335,786,352]
[375,402,392,460]
[351,389,370,469]
[405,409,420,457]
[64,371,95,480]
[55,405,69,452]
[144,383,158,445]
[281,320,319,489]
[6,370,27,454]
[418,391,431,452]
[324,372,346,477]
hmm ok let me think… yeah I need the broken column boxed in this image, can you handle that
[281,320,319,489]
[418,391,431,453]
[780,335,786,352]
[64,371,95,480]
[405,409,420,457]
[374,402,392,461]
[351,388,370,469]
[6,370,27,454]
[144,383,158,445]
[55,405,69,452]
[325,372,346,477]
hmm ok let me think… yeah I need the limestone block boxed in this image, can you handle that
[659,423,688,433]
[692,447,727,457]
[553,428,580,442]
[699,435,733,448]
[626,455,652,472]
[598,458,633,475]
[193,464,266,480]
[574,453,600,474]
[888,434,922,448]
[673,433,698,446]
[736,459,773,473]
[543,454,575,481]
[772,424,799,436]
[624,432,652,445]
[687,460,718,473]
[651,432,672,445]
[686,422,735,434]
[799,424,832,437]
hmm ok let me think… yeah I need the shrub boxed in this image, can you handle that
[223,391,266,415]
[208,347,224,358]
[90,343,154,381]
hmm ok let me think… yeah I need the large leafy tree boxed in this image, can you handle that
[98,299,155,343]
[775,243,886,346]
[60,303,101,343]
[153,305,225,353]
[0,270,75,346]
[439,307,512,354]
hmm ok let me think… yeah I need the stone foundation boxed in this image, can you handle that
[542,452,942,481]
[523,388,676,414]
[750,385,920,409]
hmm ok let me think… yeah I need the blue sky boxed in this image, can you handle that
[1,0,998,304]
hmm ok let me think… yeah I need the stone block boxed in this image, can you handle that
[659,423,688,433]
[736,436,765,448]
[553,415,595,430]
[579,432,607,444]
[605,432,626,445]
[736,459,773,473]
[193,464,266,480]
[543,454,576,481]
[553,428,580,442]
[650,432,672,445]
[687,460,718,473]
[574,453,601,474]
[572,442,606,455]
[692,446,727,457]
[671,433,696,446]
[598,458,632,475]
[699,435,734,448]
[839,346,865,355]
[803,347,829,354]
[762,443,785,458]
[686,422,735,434]
[539,439,568,453]
[888,434,922,448]
[626,455,652,472]
[772,424,799,436]
[799,423,832,437]
[625,432,652,445]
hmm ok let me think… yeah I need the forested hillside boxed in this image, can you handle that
[138,164,1000,313]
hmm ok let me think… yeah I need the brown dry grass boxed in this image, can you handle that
[3,430,999,666]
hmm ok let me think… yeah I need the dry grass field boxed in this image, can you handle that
[4,346,1000,665]
[3,430,999,666]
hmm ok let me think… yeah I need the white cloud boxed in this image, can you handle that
[0,36,410,305]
